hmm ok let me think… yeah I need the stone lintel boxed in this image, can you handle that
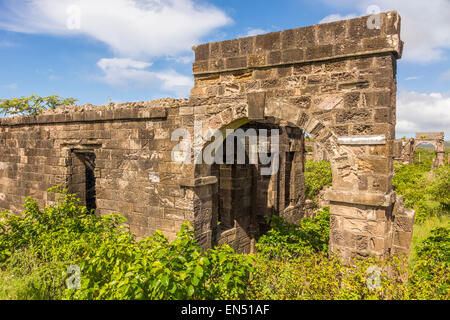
[326,189,395,207]
[337,135,386,145]
[179,176,218,187]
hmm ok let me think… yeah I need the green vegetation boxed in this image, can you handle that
[0,94,77,116]
[256,207,330,259]
[393,151,450,223]
[250,207,448,300]
[1,189,448,300]
[410,215,450,264]
[0,154,448,300]
[304,160,332,201]
[0,187,253,300]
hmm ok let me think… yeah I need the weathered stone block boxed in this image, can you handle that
[256,32,281,51]
[247,92,266,120]
[225,56,247,70]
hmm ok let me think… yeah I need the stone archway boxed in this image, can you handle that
[413,132,446,168]
[394,132,446,168]
[178,11,415,263]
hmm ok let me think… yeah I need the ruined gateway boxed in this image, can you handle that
[394,132,447,168]
[0,11,415,263]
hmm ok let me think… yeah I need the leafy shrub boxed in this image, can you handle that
[250,252,413,300]
[252,223,449,300]
[69,225,254,300]
[304,160,332,201]
[1,187,448,300]
[393,162,450,222]
[428,166,450,212]
[414,149,435,168]
[408,225,449,299]
[0,187,254,300]
[256,207,330,260]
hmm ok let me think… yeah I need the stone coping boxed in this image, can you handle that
[0,107,168,127]
[192,11,402,75]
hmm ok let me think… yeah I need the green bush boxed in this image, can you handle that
[1,187,448,300]
[256,207,330,260]
[69,225,254,300]
[414,149,435,168]
[249,253,413,300]
[408,225,450,299]
[393,163,450,222]
[0,187,254,300]
[251,223,449,300]
[304,160,332,201]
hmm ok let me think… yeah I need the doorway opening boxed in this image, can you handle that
[70,150,97,212]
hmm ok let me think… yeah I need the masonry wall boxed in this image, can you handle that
[0,100,194,240]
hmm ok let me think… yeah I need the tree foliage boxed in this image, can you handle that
[0,94,77,116]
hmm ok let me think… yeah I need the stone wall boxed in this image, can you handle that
[0,99,193,241]
[305,140,329,161]
[393,138,414,164]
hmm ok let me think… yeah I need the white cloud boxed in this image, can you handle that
[319,0,450,63]
[96,57,192,97]
[319,13,357,24]
[0,0,231,58]
[396,90,450,137]
[166,55,194,64]
[440,70,450,81]
[242,28,268,37]
[97,58,152,71]
[404,76,421,81]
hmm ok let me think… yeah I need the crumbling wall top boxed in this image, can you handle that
[0,98,188,127]
[415,132,444,140]
[192,11,402,75]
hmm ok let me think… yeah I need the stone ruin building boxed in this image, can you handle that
[0,11,415,263]
[394,132,447,168]
[305,139,329,161]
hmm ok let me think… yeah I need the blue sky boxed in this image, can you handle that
[0,0,449,137]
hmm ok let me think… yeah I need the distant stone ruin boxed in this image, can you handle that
[394,132,446,168]
[305,140,329,162]
[0,11,415,263]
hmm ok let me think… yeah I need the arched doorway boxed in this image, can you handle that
[181,11,414,262]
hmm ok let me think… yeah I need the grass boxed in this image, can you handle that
[410,214,450,266]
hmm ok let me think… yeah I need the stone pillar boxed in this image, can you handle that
[436,151,446,168]
[327,135,397,263]
[179,176,218,249]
